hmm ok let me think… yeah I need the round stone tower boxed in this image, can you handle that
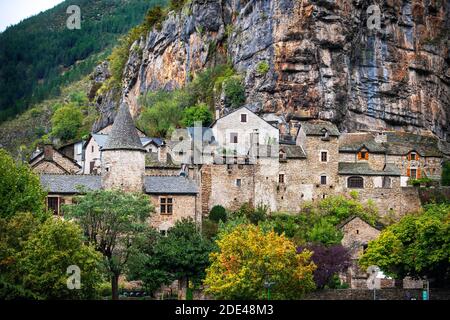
[101,102,146,192]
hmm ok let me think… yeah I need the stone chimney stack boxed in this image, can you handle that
[43,144,54,161]
[290,120,299,137]
[158,143,168,164]
[375,132,387,143]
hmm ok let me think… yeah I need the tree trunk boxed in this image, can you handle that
[178,277,188,300]
[111,273,120,300]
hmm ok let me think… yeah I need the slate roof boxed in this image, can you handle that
[144,176,198,194]
[384,131,442,157]
[280,144,306,158]
[339,131,443,157]
[102,103,145,151]
[40,174,197,195]
[338,162,401,176]
[337,215,384,231]
[40,174,102,194]
[299,120,340,136]
[339,133,386,153]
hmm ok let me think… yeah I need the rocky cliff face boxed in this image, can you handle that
[94,0,450,141]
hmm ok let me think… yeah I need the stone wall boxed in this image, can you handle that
[32,161,67,174]
[338,177,421,218]
[101,149,145,192]
[84,137,102,174]
[202,163,255,213]
[149,194,198,231]
[340,217,381,260]
[303,288,450,300]
[298,134,340,202]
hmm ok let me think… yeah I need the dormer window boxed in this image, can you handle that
[279,150,287,161]
[241,114,247,122]
[410,152,417,161]
[321,128,330,141]
[358,150,369,160]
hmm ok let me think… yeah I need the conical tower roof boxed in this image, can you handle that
[102,103,145,151]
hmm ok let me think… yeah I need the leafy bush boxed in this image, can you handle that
[0,150,47,219]
[408,177,433,187]
[360,203,450,287]
[297,244,351,289]
[256,61,270,75]
[223,76,246,109]
[50,104,84,142]
[181,103,214,127]
[209,205,227,223]
[202,218,219,240]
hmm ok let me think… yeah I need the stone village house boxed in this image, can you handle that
[33,103,445,289]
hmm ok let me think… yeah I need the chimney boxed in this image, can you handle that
[375,132,387,143]
[290,120,299,137]
[158,143,168,164]
[43,144,54,161]
[215,107,220,120]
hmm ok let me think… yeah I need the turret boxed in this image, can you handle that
[101,102,145,192]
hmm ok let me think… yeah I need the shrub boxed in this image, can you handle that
[181,103,214,127]
[256,61,269,75]
[209,205,227,223]
[223,76,245,109]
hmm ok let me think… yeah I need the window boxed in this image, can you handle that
[236,179,242,187]
[178,151,185,156]
[279,174,285,184]
[321,151,328,162]
[320,175,327,185]
[410,168,417,179]
[89,161,95,174]
[230,133,238,144]
[241,114,247,122]
[47,197,60,215]
[91,145,94,153]
[348,176,364,188]
[382,176,391,188]
[410,152,416,161]
[160,197,173,214]
[358,151,369,160]
[279,150,286,161]
[160,230,167,237]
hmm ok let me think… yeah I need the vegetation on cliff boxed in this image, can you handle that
[0,0,167,123]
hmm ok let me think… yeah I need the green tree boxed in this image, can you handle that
[0,212,41,299]
[204,224,316,299]
[0,149,47,219]
[50,103,83,142]
[360,203,450,287]
[129,218,213,299]
[181,103,213,127]
[209,205,227,223]
[15,218,103,299]
[223,76,245,109]
[64,189,154,300]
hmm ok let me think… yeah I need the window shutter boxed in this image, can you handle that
[407,168,410,177]
[417,168,421,179]
[365,152,369,160]
[407,153,411,161]
[357,152,361,160]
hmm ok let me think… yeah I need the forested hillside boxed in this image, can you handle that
[0,0,166,122]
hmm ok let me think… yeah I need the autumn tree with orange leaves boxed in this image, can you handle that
[204,224,316,299]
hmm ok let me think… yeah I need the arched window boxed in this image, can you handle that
[348,176,364,188]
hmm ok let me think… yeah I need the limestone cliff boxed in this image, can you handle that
[93,0,450,142]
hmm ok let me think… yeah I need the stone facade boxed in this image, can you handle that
[149,194,199,232]
[101,149,145,192]
[30,144,81,174]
